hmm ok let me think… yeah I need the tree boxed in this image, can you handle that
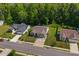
[67,4,77,27]
[6,11,13,25]
[0,10,4,20]
[0,3,79,28]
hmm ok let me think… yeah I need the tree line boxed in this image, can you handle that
[0,3,79,28]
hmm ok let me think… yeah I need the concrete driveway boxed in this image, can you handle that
[33,35,47,47]
[70,43,79,54]
[33,38,46,47]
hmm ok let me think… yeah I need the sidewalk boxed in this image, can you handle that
[15,52,27,56]
[44,45,69,52]
[0,49,12,56]
[70,43,79,54]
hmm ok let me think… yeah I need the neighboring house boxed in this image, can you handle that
[8,23,28,35]
[59,29,79,43]
[30,26,49,38]
[0,20,4,26]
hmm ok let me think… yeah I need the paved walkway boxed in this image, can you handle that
[16,51,34,56]
[10,35,22,42]
[70,43,79,54]
[15,52,27,56]
[0,41,78,56]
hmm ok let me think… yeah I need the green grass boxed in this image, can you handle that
[0,25,9,35]
[20,33,36,43]
[0,25,14,39]
[44,26,57,46]
[8,50,16,56]
[44,24,70,49]
[55,41,70,49]
[19,28,36,43]
[2,32,14,39]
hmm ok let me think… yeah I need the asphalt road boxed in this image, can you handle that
[0,41,79,56]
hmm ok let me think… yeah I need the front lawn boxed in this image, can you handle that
[0,25,9,35]
[19,28,36,43]
[44,26,57,46]
[44,24,70,49]
[55,41,70,49]
[0,25,14,39]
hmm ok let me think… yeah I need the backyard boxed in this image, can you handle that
[44,24,70,49]
[0,25,14,39]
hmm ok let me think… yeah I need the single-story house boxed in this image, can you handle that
[30,26,49,38]
[8,23,28,35]
[0,20,4,26]
[59,29,79,43]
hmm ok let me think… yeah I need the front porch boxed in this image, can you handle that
[30,32,45,38]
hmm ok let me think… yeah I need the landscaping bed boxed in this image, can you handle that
[0,25,14,39]
[19,28,36,43]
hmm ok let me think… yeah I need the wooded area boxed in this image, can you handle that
[0,3,79,28]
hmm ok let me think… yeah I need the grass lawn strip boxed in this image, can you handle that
[20,28,36,43]
[45,24,70,49]
[0,25,14,39]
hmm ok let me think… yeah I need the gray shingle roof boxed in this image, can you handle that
[9,23,28,35]
[31,26,48,35]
